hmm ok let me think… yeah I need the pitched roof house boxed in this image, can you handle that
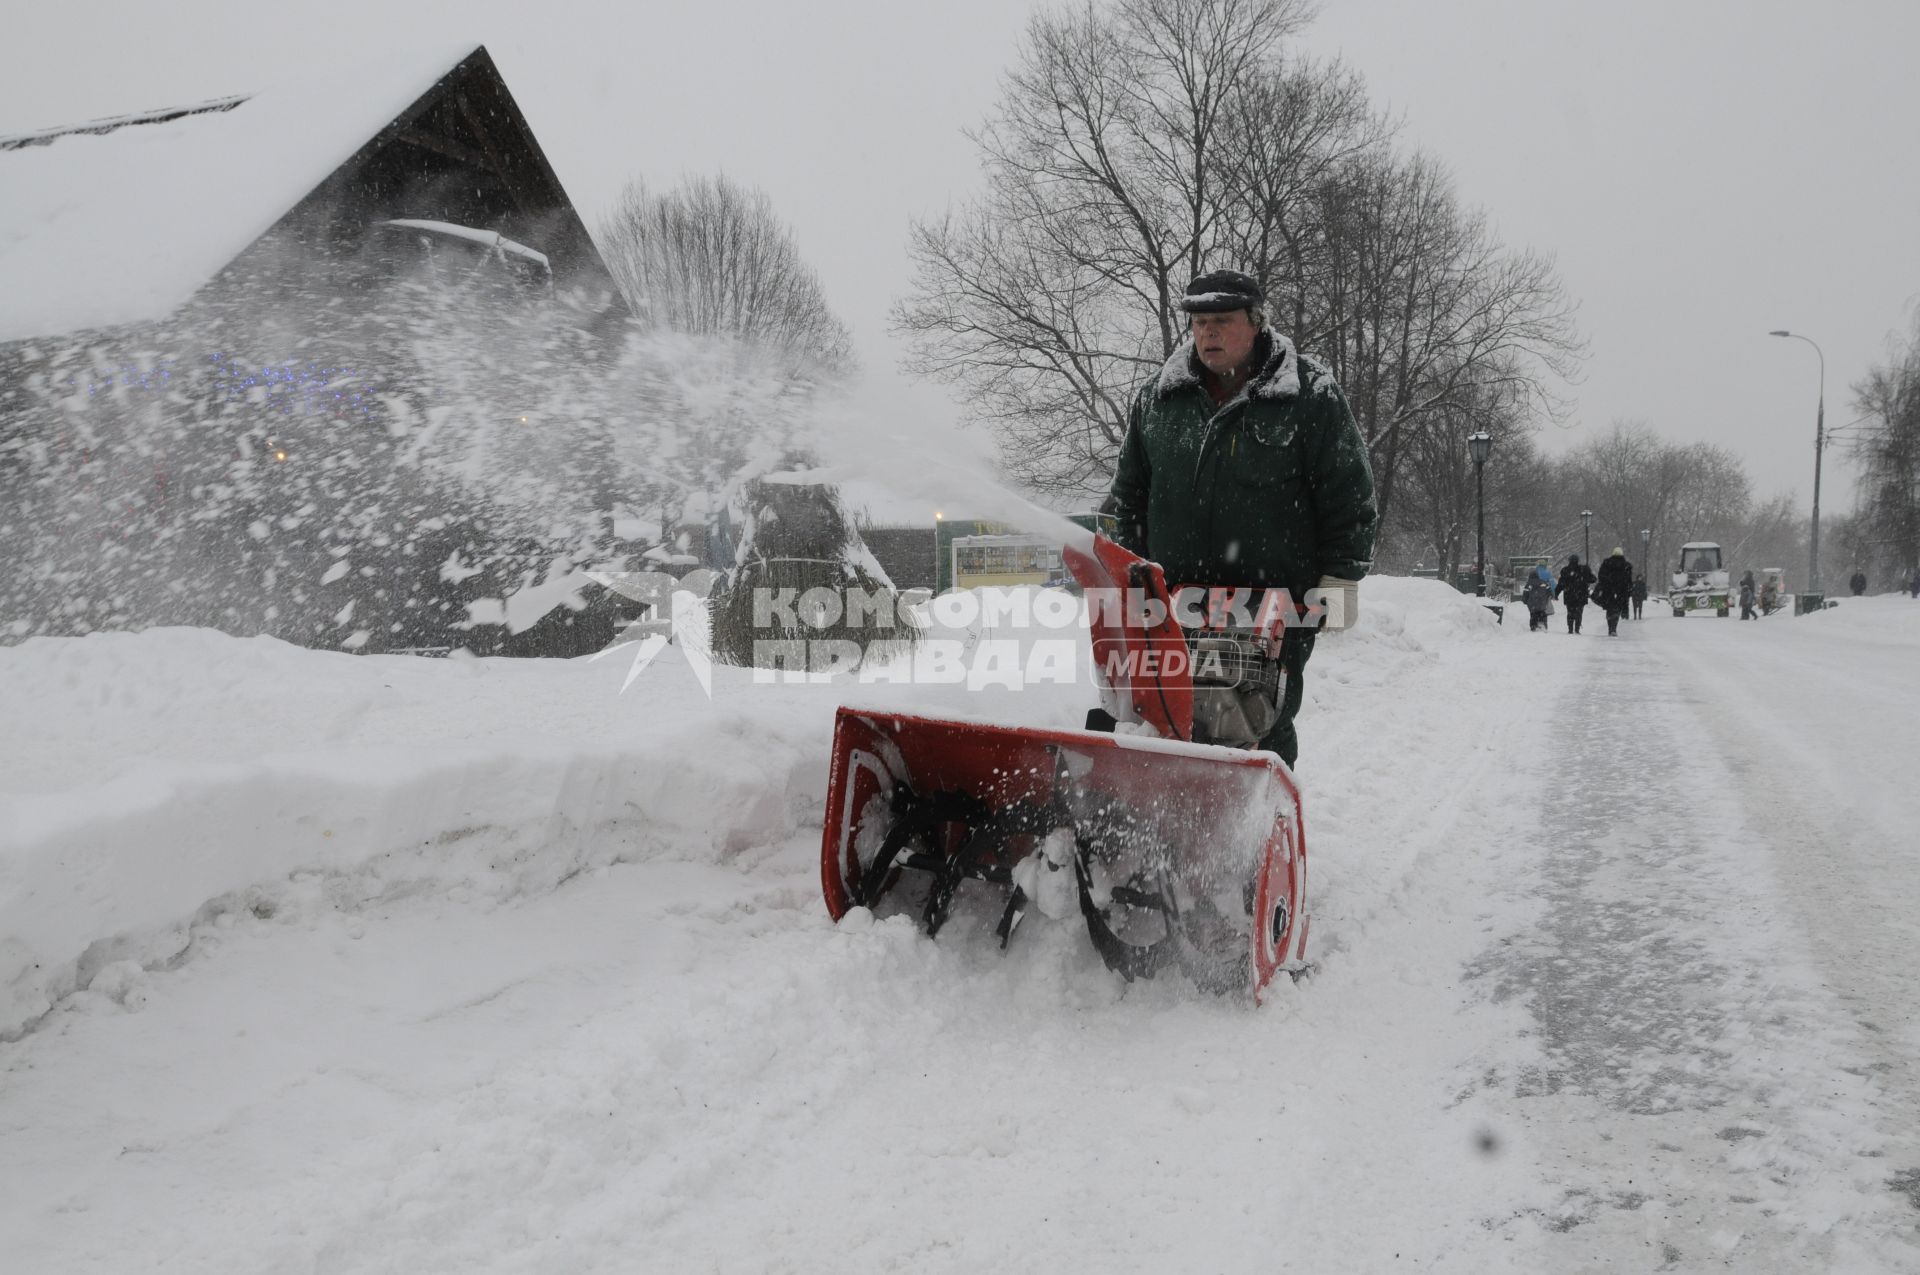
[0,46,639,656]
[0,42,625,344]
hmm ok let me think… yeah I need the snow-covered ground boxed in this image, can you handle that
[3,587,1917,1272]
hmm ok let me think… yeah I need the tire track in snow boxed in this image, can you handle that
[1473,625,1919,1269]
[1659,615,1920,1220]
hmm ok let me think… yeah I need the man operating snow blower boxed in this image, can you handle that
[818,270,1376,1001]
[1104,270,1378,765]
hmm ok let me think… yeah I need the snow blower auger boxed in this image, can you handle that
[819,535,1310,1003]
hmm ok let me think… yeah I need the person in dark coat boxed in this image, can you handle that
[1631,574,1647,619]
[1554,553,1595,634]
[1910,566,1920,598]
[1522,564,1554,631]
[1594,548,1633,636]
[1107,269,1377,765]
[1850,569,1868,596]
[1738,571,1758,620]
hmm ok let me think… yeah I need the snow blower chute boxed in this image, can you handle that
[820,535,1310,1002]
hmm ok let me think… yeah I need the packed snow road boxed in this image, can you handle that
[2,590,1916,1272]
[1477,605,1920,1269]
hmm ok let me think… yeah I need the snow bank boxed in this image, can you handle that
[0,573,1495,1036]
[0,629,837,1035]
[1794,593,1920,637]
[1350,573,1502,648]
[1312,573,1501,689]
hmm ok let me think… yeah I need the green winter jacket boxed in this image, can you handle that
[1107,330,1378,597]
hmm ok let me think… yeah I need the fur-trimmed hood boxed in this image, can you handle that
[1153,329,1302,401]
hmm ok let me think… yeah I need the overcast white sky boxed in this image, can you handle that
[4,0,1916,511]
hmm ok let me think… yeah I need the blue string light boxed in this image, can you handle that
[68,353,381,420]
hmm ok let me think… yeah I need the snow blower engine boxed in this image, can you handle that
[819,535,1310,1002]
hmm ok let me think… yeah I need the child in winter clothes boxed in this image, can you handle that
[1522,565,1554,631]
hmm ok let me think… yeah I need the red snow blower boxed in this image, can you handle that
[819,535,1310,1002]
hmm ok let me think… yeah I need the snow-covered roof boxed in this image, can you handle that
[0,95,251,150]
[0,41,484,345]
[1679,541,1722,550]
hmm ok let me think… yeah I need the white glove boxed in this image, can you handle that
[1314,575,1359,631]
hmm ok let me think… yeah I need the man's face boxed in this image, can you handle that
[1191,309,1259,375]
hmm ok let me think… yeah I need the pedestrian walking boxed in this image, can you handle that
[1850,568,1868,596]
[1739,570,1758,621]
[1522,564,1554,632]
[1910,566,1920,599]
[1555,553,1596,635]
[1631,574,1646,620]
[1595,548,1633,636]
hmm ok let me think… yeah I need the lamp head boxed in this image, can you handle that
[1769,330,1790,338]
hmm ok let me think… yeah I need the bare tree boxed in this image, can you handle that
[1849,309,1920,582]
[1663,444,1752,548]
[1381,411,1810,592]
[1303,150,1583,527]
[895,0,1582,520]
[1566,422,1751,580]
[599,174,855,375]
[1571,422,1662,557]
[1384,375,1534,582]
[1722,490,1806,579]
[895,0,1317,497]
[1214,56,1383,321]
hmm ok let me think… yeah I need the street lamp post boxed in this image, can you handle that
[1581,509,1593,565]
[1468,431,1493,596]
[1769,330,1825,597]
[1640,529,1650,618]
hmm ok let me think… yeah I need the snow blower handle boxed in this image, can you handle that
[1064,537,1195,743]
[1246,585,1337,653]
